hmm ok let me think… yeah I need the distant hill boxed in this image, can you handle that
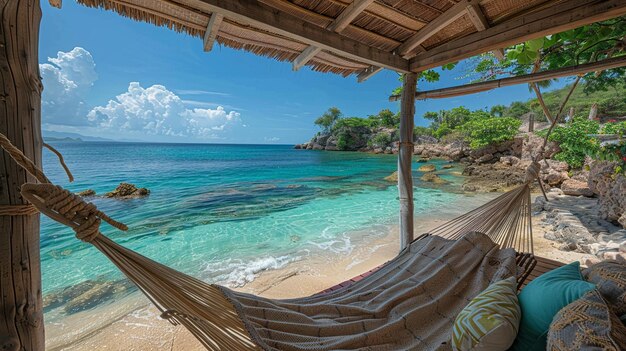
[42,130,115,142]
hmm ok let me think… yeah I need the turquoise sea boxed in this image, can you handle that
[40,142,483,320]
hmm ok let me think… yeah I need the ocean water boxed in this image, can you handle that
[40,142,481,320]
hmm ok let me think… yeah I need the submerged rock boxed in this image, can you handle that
[105,183,150,199]
[76,189,96,197]
[442,164,454,169]
[420,173,448,184]
[418,164,436,172]
[384,171,398,182]
[43,278,133,314]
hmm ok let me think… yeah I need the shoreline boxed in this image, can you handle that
[44,193,594,351]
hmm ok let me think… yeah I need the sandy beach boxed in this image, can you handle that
[44,194,594,351]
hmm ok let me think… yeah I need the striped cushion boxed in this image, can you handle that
[452,276,521,351]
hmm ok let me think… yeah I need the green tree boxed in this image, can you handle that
[314,107,342,132]
[490,104,507,117]
[461,117,522,149]
[469,18,626,122]
[506,101,531,119]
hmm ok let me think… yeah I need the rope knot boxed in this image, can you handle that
[524,161,541,183]
[20,183,128,243]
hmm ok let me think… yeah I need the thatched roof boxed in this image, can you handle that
[68,0,626,79]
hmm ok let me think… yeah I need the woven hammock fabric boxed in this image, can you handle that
[222,232,517,350]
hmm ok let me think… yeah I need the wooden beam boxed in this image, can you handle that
[292,46,322,71]
[396,0,473,58]
[465,2,505,60]
[410,0,626,72]
[1,0,45,350]
[203,13,223,52]
[357,66,382,82]
[493,48,505,60]
[389,55,626,101]
[292,0,375,71]
[328,0,375,32]
[183,0,408,72]
[398,72,417,250]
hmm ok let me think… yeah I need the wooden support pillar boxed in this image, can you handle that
[1,0,45,350]
[398,72,417,250]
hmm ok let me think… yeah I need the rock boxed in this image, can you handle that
[420,173,449,184]
[373,148,383,154]
[561,179,593,197]
[384,171,398,182]
[476,153,494,164]
[543,160,569,172]
[105,183,150,199]
[500,156,520,166]
[620,241,626,253]
[417,157,430,163]
[418,164,436,172]
[76,189,96,197]
[543,170,569,186]
[442,164,454,169]
[294,144,302,149]
[588,161,626,229]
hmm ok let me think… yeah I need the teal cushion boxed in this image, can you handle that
[510,261,595,351]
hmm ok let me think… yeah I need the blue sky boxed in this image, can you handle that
[40,1,569,144]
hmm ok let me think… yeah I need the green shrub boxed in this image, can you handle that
[548,118,600,168]
[413,126,433,137]
[368,132,392,148]
[461,117,521,149]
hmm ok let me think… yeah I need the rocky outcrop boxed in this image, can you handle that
[105,183,150,199]
[588,161,626,228]
[76,189,96,197]
[561,179,593,197]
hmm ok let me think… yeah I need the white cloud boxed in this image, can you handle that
[264,136,280,142]
[88,82,240,138]
[40,47,97,126]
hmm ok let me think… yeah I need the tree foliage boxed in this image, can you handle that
[314,107,342,132]
[469,18,626,93]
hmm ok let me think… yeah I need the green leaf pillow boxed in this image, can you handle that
[510,261,595,351]
[452,277,521,351]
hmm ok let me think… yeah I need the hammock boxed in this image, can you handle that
[1,133,545,350]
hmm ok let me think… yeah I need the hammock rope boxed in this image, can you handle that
[0,131,545,350]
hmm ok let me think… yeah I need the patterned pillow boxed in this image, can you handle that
[451,276,520,351]
[547,289,626,351]
[582,261,626,316]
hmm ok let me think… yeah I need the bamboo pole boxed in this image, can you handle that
[398,72,417,250]
[0,0,45,349]
[389,56,626,101]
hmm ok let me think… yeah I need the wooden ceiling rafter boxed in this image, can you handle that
[409,0,626,72]
[292,0,375,71]
[180,0,410,72]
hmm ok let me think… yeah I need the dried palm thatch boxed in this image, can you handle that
[65,0,577,77]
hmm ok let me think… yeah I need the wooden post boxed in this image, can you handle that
[588,103,598,120]
[398,72,417,250]
[1,0,45,350]
[528,113,534,132]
